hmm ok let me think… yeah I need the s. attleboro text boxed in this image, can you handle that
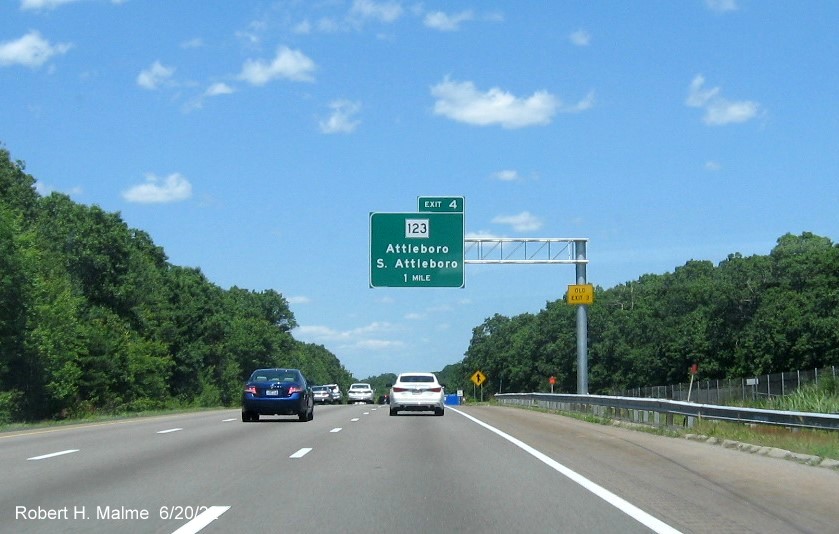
[376,243,460,271]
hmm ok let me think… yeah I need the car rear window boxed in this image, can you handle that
[251,371,299,382]
[399,375,434,383]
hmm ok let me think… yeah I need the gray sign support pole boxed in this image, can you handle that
[575,240,588,394]
[463,237,590,395]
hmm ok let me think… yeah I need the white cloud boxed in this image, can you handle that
[287,296,311,305]
[136,61,175,90]
[465,230,502,239]
[493,170,521,181]
[431,78,559,128]
[492,211,543,232]
[238,46,316,85]
[569,29,591,46]
[319,100,361,134]
[566,91,595,112]
[35,181,82,197]
[0,31,72,68]
[294,321,404,351]
[705,161,722,171]
[706,0,738,13]
[293,20,312,34]
[296,322,393,341]
[704,99,761,125]
[293,2,408,35]
[686,75,760,125]
[685,75,719,107]
[350,0,403,23]
[182,83,235,112]
[424,10,474,31]
[20,0,79,10]
[122,173,193,204]
[35,181,53,196]
[294,325,338,338]
[354,339,404,350]
[317,18,342,33]
[180,38,204,49]
[205,82,234,96]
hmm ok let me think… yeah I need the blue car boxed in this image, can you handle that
[241,368,314,422]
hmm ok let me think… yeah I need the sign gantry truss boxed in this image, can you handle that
[464,238,589,265]
[464,237,591,395]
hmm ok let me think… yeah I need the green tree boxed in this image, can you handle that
[0,206,28,421]
[0,147,39,220]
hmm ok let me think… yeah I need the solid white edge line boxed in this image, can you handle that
[157,428,183,434]
[27,449,79,461]
[171,505,230,534]
[289,447,312,458]
[450,407,682,534]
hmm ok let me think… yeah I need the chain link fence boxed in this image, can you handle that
[619,366,838,404]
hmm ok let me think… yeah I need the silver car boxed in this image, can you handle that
[347,383,374,404]
[324,383,343,404]
[388,372,444,416]
[312,385,332,404]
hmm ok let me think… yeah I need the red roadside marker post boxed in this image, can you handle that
[687,363,699,402]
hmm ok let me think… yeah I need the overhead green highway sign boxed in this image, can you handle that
[369,211,464,288]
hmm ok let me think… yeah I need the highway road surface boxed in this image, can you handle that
[1,404,837,533]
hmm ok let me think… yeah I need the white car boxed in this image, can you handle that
[347,383,375,404]
[389,372,445,416]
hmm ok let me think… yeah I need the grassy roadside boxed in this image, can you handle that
[484,400,839,461]
[482,379,839,461]
[0,406,231,434]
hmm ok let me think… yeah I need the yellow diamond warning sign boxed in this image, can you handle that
[470,370,487,387]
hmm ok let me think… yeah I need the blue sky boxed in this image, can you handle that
[2,0,838,380]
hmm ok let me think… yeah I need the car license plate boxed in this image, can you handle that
[265,390,279,396]
[412,389,422,394]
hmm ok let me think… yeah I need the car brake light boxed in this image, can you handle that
[428,387,441,393]
[245,386,257,394]
[392,387,407,392]
[288,386,302,394]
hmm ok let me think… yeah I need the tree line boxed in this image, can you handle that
[0,146,353,423]
[5,143,838,421]
[440,232,839,397]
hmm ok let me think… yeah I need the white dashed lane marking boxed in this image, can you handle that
[289,448,312,459]
[27,449,79,461]
[157,428,183,434]
[171,505,230,534]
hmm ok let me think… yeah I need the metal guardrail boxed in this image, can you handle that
[495,393,839,431]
